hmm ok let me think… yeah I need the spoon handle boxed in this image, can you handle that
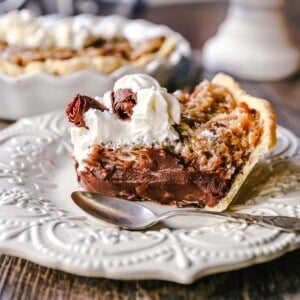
[158,209,300,232]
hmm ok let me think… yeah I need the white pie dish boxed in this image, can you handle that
[0,14,191,119]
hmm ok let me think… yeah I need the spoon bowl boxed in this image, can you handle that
[71,191,158,229]
[71,191,300,232]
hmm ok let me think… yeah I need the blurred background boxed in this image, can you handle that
[0,0,299,130]
[0,0,298,50]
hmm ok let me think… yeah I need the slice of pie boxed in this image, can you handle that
[66,73,276,211]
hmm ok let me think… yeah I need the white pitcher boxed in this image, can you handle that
[202,0,299,81]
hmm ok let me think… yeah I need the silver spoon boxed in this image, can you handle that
[71,191,300,232]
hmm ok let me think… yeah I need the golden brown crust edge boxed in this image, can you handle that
[0,37,177,76]
[205,73,277,211]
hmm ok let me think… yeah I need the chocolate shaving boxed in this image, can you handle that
[66,94,106,128]
[76,146,231,208]
[111,88,137,121]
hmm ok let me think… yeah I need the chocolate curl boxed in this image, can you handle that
[66,94,106,128]
[111,88,137,121]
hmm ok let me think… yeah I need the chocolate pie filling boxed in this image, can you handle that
[76,146,232,208]
[66,81,262,208]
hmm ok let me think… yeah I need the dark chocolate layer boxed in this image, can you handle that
[76,146,231,207]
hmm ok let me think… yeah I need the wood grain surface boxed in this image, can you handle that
[0,250,300,300]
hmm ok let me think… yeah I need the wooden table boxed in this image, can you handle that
[0,2,300,299]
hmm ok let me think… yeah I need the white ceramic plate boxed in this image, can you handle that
[0,14,191,120]
[0,111,299,284]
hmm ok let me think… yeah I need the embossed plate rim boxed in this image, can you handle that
[0,111,299,284]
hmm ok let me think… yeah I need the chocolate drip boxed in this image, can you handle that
[66,94,107,128]
[111,88,137,120]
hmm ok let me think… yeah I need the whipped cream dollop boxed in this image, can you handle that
[0,10,175,50]
[70,74,181,162]
[0,10,53,48]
